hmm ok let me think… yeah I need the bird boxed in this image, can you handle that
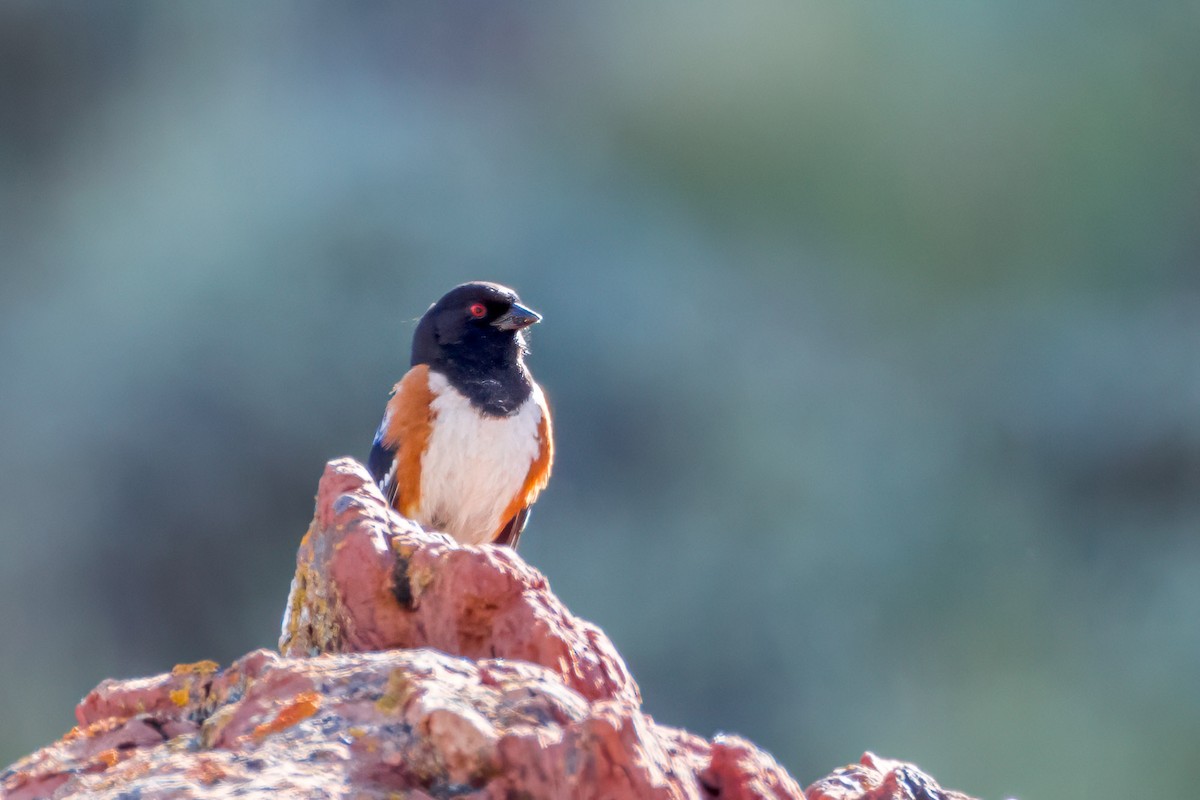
[367,281,553,548]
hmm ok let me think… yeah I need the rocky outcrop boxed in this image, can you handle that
[4,647,789,799]
[278,459,635,706]
[1,458,978,800]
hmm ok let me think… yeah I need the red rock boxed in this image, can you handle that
[4,648,802,799]
[0,458,973,799]
[279,457,637,706]
[805,752,978,800]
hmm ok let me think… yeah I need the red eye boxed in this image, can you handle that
[469,302,487,318]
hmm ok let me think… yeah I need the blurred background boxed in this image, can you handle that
[2,3,1198,797]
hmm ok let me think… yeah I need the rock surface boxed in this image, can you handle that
[805,753,978,800]
[5,647,798,800]
[1,458,978,800]
[278,458,635,706]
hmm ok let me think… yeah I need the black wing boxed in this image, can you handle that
[493,506,531,548]
[367,424,397,503]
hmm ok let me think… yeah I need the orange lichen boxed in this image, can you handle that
[68,718,122,741]
[169,688,190,707]
[251,691,321,741]
[93,749,120,769]
[172,660,220,676]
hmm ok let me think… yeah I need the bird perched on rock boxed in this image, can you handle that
[368,282,553,548]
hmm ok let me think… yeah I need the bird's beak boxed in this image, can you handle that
[492,302,542,331]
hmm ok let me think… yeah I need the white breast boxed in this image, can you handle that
[416,370,544,545]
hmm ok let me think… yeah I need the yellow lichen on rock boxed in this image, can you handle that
[279,522,348,656]
[375,668,416,714]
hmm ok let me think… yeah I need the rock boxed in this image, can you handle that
[0,458,976,800]
[279,458,637,706]
[805,752,978,800]
[3,647,801,799]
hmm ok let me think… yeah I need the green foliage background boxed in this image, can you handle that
[2,4,1197,797]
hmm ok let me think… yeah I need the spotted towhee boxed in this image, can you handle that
[368,282,553,548]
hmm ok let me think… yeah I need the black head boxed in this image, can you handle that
[411,282,542,415]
